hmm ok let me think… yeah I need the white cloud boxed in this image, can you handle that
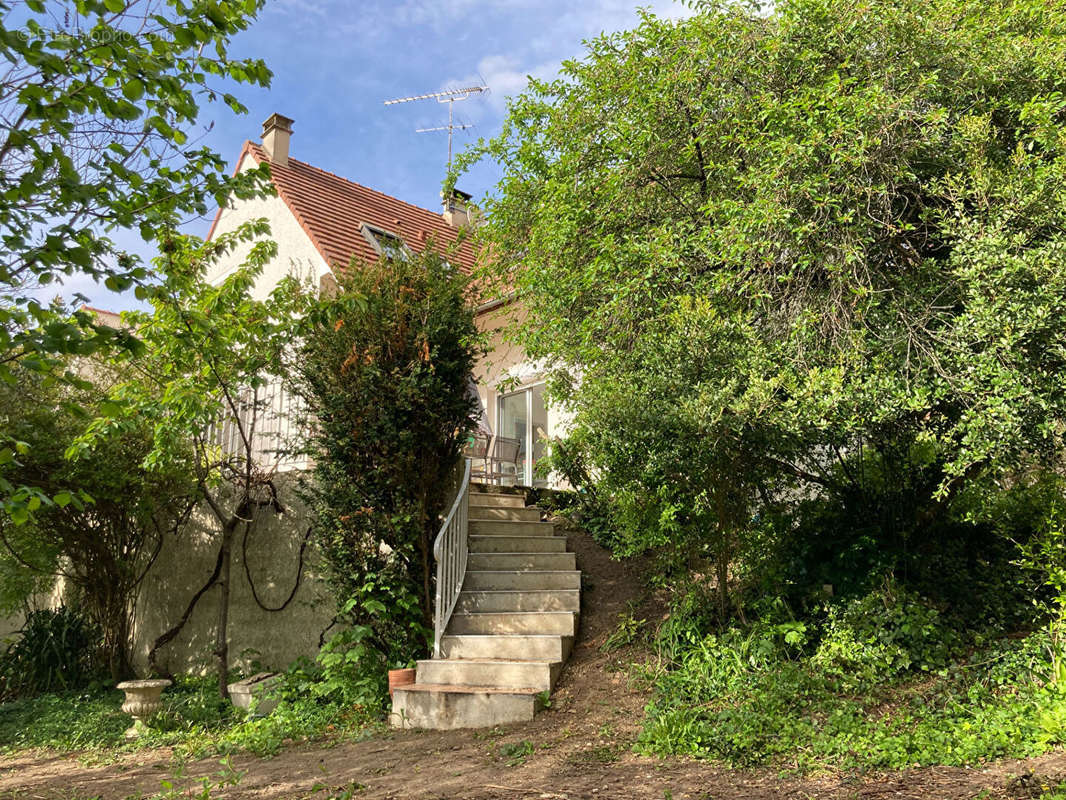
[447,55,559,115]
[386,0,544,28]
[264,0,331,24]
[442,0,695,115]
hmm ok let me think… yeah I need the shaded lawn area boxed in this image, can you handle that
[0,677,375,761]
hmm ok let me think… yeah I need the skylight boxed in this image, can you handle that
[360,222,410,261]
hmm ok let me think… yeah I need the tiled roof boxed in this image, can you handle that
[219,142,479,276]
[80,305,124,329]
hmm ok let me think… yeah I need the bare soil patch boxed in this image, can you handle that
[1,521,1063,800]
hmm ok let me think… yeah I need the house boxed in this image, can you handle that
[200,116,583,728]
[206,113,569,487]
[19,115,582,724]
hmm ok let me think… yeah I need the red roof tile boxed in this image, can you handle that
[214,142,479,276]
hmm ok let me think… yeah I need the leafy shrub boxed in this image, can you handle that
[308,628,388,710]
[292,247,481,667]
[0,607,100,700]
[2,365,197,682]
[759,469,1040,633]
[1016,504,1066,683]
[601,607,647,653]
[639,591,1066,770]
[653,582,722,664]
[812,581,961,689]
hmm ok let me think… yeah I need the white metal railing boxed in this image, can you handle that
[432,457,472,658]
[208,377,308,471]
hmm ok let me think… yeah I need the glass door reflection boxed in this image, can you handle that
[497,384,549,486]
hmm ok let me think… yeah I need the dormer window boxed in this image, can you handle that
[361,222,410,261]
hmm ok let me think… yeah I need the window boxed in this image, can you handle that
[360,222,410,261]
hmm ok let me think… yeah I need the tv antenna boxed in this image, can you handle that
[384,85,488,170]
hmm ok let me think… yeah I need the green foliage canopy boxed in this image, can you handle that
[0,0,274,522]
[462,0,1066,600]
[292,247,482,672]
[0,364,195,679]
[0,0,272,364]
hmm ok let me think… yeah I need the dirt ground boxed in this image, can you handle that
[2,522,1065,800]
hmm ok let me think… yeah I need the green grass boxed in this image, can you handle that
[496,739,535,766]
[0,675,383,760]
[0,688,129,752]
[637,622,1066,772]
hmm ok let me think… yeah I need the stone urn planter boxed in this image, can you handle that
[116,679,171,739]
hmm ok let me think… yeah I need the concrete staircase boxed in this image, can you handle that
[390,485,580,729]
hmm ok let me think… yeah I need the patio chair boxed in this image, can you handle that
[487,436,522,485]
[464,431,492,483]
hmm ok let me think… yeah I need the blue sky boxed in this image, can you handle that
[69,0,692,311]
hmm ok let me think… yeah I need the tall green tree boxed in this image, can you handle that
[0,366,195,680]
[0,0,274,523]
[75,221,306,695]
[291,248,481,669]
[460,0,1066,607]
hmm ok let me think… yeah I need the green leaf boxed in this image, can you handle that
[99,400,124,417]
[363,599,386,616]
[122,79,144,102]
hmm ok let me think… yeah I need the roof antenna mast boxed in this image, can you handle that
[384,85,488,171]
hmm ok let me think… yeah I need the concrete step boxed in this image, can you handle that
[390,484,575,731]
[463,570,582,591]
[470,506,542,522]
[448,611,578,636]
[470,519,556,537]
[470,483,525,495]
[440,634,573,661]
[456,589,581,613]
[416,658,562,691]
[467,552,577,571]
[390,684,540,730]
[469,493,526,509]
[468,535,567,553]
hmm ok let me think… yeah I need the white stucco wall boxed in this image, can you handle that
[125,155,340,674]
[474,302,529,435]
[132,476,335,675]
[206,153,333,299]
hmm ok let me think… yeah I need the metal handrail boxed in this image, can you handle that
[432,457,471,659]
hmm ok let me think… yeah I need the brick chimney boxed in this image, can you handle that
[442,188,475,228]
[261,113,294,167]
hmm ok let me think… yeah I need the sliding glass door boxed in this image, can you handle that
[497,384,549,486]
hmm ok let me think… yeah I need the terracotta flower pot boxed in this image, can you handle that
[388,668,416,698]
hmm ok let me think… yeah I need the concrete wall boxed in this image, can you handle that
[0,611,24,642]
[0,477,337,675]
[131,474,336,675]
